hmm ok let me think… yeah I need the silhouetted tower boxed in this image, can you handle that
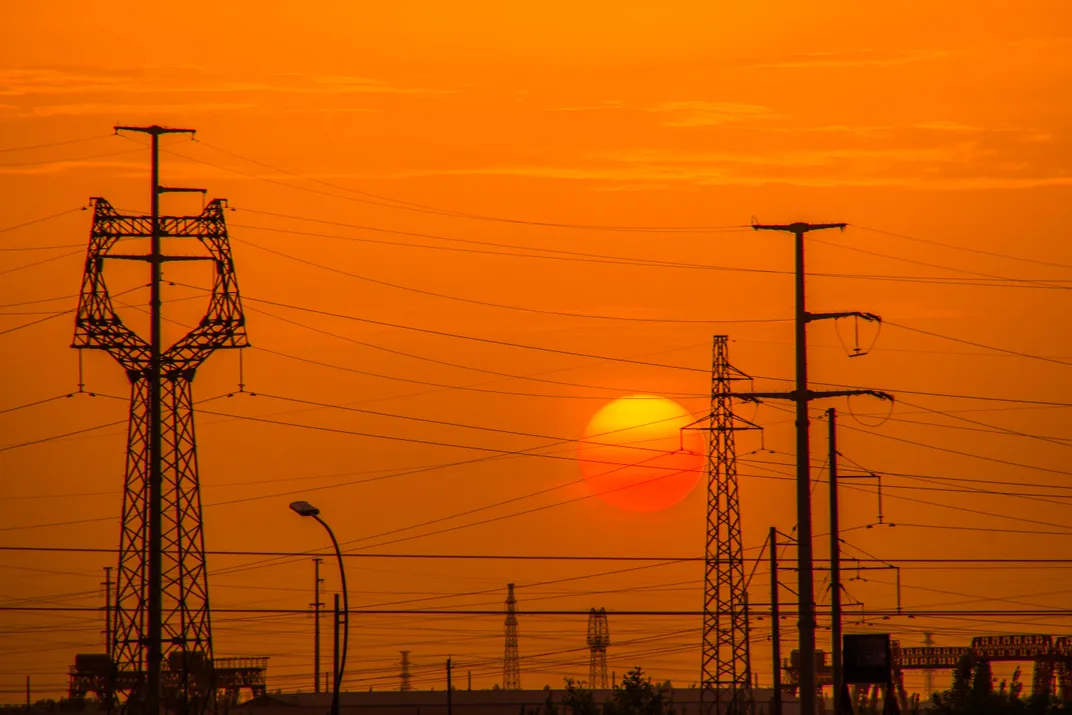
[922,633,935,699]
[400,651,412,692]
[73,125,248,713]
[586,608,610,689]
[701,336,754,715]
[503,584,521,690]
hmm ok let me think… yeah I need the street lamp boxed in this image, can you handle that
[290,501,348,715]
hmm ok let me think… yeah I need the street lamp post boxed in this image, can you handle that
[290,501,348,715]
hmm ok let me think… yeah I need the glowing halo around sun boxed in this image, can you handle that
[578,395,705,513]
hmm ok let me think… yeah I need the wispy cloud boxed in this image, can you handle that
[0,158,143,176]
[14,103,259,118]
[310,76,454,96]
[545,101,626,113]
[738,48,966,69]
[0,67,453,100]
[647,101,775,127]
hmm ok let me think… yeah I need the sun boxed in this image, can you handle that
[578,395,705,513]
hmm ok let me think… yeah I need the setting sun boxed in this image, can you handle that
[578,395,705,513]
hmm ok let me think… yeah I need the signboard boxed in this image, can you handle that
[843,634,892,685]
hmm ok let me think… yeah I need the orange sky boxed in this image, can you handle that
[2,0,1072,702]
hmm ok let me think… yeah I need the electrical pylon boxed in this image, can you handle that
[73,126,248,714]
[503,584,521,690]
[586,608,610,689]
[700,336,754,715]
[399,651,412,692]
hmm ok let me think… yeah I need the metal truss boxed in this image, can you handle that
[701,336,754,715]
[586,608,610,689]
[503,583,521,690]
[73,197,248,712]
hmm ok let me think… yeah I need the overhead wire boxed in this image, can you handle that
[885,320,1072,368]
[808,234,1071,291]
[187,140,746,232]
[0,135,116,154]
[244,301,707,397]
[239,237,789,325]
[0,147,144,168]
[852,224,1072,271]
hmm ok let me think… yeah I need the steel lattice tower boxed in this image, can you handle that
[700,336,754,715]
[73,191,248,712]
[503,584,521,690]
[586,608,610,689]
[399,651,412,692]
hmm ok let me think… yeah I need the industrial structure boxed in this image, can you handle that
[399,652,413,693]
[586,608,610,689]
[783,634,1072,710]
[699,336,755,715]
[66,126,264,712]
[503,584,521,691]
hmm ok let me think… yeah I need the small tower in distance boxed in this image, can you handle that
[503,583,521,690]
[400,650,412,692]
[587,608,610,689]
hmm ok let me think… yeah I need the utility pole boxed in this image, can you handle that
[102,567,113,659]
[828,409,843,715]
[333,593,341,715]
[446,658,454,715]
[752,221,887,715]
[25,676,30,714]
[769,527,782,715]
[313,558,324,693]
[111,124,196,715]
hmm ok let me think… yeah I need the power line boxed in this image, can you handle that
[0,294,79,308]
[239,237,789,325]
[0,391,226,456]
[226,210,1072,290]
[7,545,1072,564]
[0,250,83,279]
[0,206,87,236]
[0,393,82,417]
[234,207,751,267]
[0,147,143,168]
[0,135,115,154]
[245,302,707,397]
[232,222,779,275]
[807,234,1071,291]
[853,224,1072,271]
[886,320,1072,367]
[884,397,1072,448]
[251,341,695,401]
[188,140,746,232]
[243,295,708,373]
[835,419,1072,478]
[4,606,1072,617]
[248,293,1072,410]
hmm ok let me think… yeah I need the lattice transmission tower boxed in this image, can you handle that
[73,125,248,713]
[586,608,610,689]
[503,583,521,690]
[399,651,412,692]
[700,336,754,715]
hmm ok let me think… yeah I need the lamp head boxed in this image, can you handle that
[289,500,321,517]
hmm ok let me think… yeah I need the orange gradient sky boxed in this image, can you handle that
[2,0,1072,701]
